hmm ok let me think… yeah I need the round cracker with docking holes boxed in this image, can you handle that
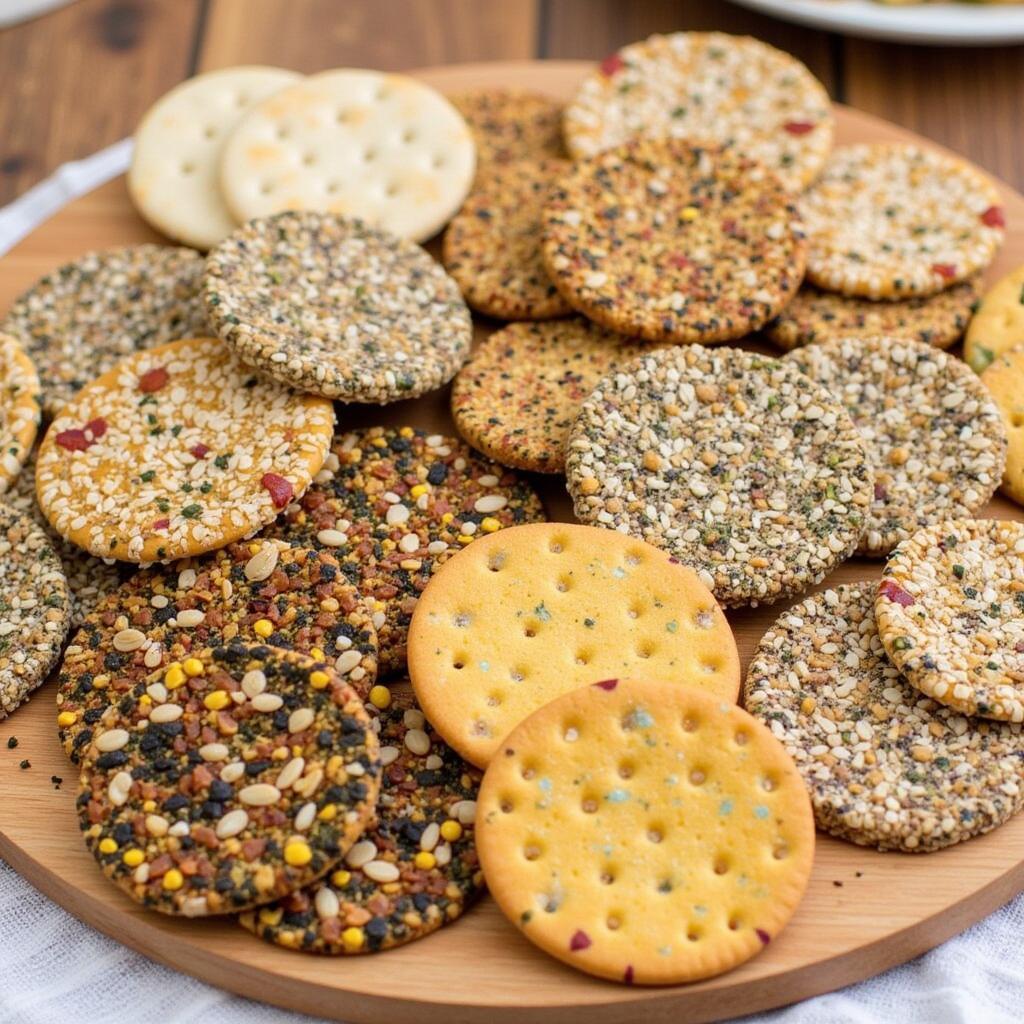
[0,332,41,491]
[264,426,546,676]
[764,279,980,353]
[35,337,334,563]
[204,211,472,403]
[785,336,1007,556]
[981,347,1024,506]
[408,523,740,768]
[450,319,654,474]
[241,690,483,954]
[56,540,378,764]
[442,158,572,321]
[746,582,1024,852]
[1,245,208,418]
[541,138,806,344]
[0,505,71,719]
[477,679,815,985]
[450,88,566,172]
[563,32,833,192]
[129,65,301,251]
[965,264,1024,374]
[802,143,1005,299]
[876,519,1024,722]
[76,643,381,917]
[566,346,874,608]
[219,69,475,243]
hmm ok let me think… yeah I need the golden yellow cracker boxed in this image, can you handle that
[0,332,41,492]
[407,523,740,768]
[981,346,1024,506]
[964,263,1024,373]
[476,679,815,985]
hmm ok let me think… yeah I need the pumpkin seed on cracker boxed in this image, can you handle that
[785,336,1007,556]
[746,582,1024,853]
[76,643,381,916]
[876,518,1024,723]
[204,211,472,403]
[802,143,1005,299]
[541,138,806,344]
[241,689,482,954]
[1,244,208,418]
[566,345,873,608]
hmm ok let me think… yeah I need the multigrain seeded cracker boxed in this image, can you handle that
[981,347,1024,506]
[129,66,302,251]
[218,69,475,243]
[876,519,1024,722]
[204,211,472,403]
[563,32,833,192]
[1,245,208,418]
[264,426,546,675]
[964,264,1024,373]
[566,346,873,608]
[801,143,1005,299]
[541,138,806,344]
[450,319,654,473]
[55,540,377,763]
[476,679,815,985]
[0,505,71,719]
[785,336,1007,556]
[76,644,380,916]
[0,332,41,491]
[408,523,740,768]
[764,279,980,352]
[442,159,572,320]
[35,337,334,564]
[449,88,566,171]
[241,689,483,954]
[746,582,1024,852]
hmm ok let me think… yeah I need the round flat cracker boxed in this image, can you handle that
[442,159,572,321]
[746,582,1024,852]
[219,69,475,243]
[0,332,41,491]
[450,319,653,473]
[563,32,833,191]
[981,346,1024,506]
[477,679,815,985]
[964,263,1024,373]
[408,522,740,768]
[129,66,302,251]
[77,644,381,916]
[876,518,1024,722]
[241,689,483,954]
[204,211,472,403]
[541,138,806,344]
[0,504,71,719]
[35,337,334,563]
[785,336,1007,556]
[2,245,209,419]
[566,346,874,608]
[56,540,377,763]
[263,426,546,676]
[764,279,980,352]
[802,143,1005,299]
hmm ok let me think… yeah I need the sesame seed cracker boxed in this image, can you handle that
[0,332,41,492]
[565,345,873,608]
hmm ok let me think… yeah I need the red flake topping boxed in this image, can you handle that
[600,52,624,77]
[569,929,592,952]
[593,679,619,691]
[138,366,169,393]
[931,263,957,280]
[879,579,915,607]
[756,929,771,945]
[667,253,693,269]
[152,518,170,531]
[623,965,635,984]
[981,206,1005,228]
[261,472,293,509]
[784,121,815,135]
[87,417,108,439]
[190,443,210,459]
[874,482,888,501]
[55,429,90,452]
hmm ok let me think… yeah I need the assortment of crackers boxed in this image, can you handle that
[2,29,1024,992]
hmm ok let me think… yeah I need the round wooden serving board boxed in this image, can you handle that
[1,60,1022,1024]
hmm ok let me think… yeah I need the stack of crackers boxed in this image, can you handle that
[1,28,1023,990]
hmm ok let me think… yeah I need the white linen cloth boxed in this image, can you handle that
[0,143,1022,1024]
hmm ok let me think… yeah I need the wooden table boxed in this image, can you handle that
[0,0,1022,207]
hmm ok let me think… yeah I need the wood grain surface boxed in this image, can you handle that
[0,58,1022,1024]
[1,0,1023,205]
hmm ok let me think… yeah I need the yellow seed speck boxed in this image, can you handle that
[143,800,156,813]
[284,840,312,867]
[682,205,700,221]
[183,657,205,677]
[98,838,118,855]
[319,804,338,821]
[458,534,473,545]
[122,849,145,868]
[342,926,365,951]
[253,619,273,638]
[310,647,327,659]
[331,868,351,887]
[410,483,429,498]
[369,685,391,709]
[259,906,283,926]
[440,820,463,842]
[414,851,436,870]
[480,517,501,533]
[164,664,185,689]
[162,869,184,891]
[310,670,331,690]
[441,512,454,524]
[57,711,77,727]
[204,690,231,711]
